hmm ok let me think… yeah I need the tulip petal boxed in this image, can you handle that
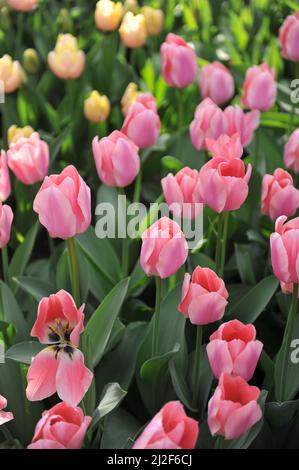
[26,348,58,401]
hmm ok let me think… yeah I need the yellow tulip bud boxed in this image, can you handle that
[57,8,74,33]
[0,54,23,93]
[121,82,139,115]
[123,0,138,14]
[95,0,123,32]
[84,91,110,123]
[0,6,11,31]
[119,12,147,48]
[48,34,85,80]
[141,6,164,36]
[23,48,40,74]
[8,125,35,144]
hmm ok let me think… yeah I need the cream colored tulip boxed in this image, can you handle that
[84,91,110,123]
[119,12,147,48]
[0,54,22,93]
[95,0,123,32]
[48,34,85,80]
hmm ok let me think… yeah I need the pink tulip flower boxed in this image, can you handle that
[223,105,260,147]
[7,0,38,11]
[26,290,93,406]
[161,167,202,219]
[28,402,91,449]
[207,320,263,381]
[208,373,262,440]
[0,395,13,426]
[279,12,299,62]
[0,151,11,202]
[121,93,161,148]
[140,217,188,279]
[33,165,91,240]
[284,128,299,174]
[190,98,227,151]
[242,63,277,112]
[133,401,199,449]
[0,203,13,248]
[205,133,243,160]
[261,168,299,221]
[7,132,49,185]
[178,266,228,325]
[270,215,299,284]
[196,157,252,213]
[199,61,234,105]
[92,130,140,187]
[160,33,197,88]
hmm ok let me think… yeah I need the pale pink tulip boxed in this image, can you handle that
[121,93,160,148]
[0,203,13,248]
[33,165,91,240]
[7,132,49,185]
[196,157,252,213]
[28,402,91,449]
[223,105,260,147]
[26,290,93,406]
[208,373,262,440]
[178,266,228,325]
[0,151,11,202]
[284,128,299,174]
[161,167,202,219]
[279,12,299,62]
[7,0,38,11]
[92,130,140,187]
[207,320,263,381]
[261,168,299,221]
[160,33,197,88]
[190,98,227,151]
[270,215,299,284]
[242,63,276,111]
[140,217,188,279]
[205,133,243,160]
[133,401,199,449]
[0,395,13,426]
[199,61,234,105]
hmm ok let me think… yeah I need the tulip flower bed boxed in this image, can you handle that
[1,0,299,452]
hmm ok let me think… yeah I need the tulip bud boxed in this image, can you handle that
[8,124,34,144]
[57,8,74,33]
[141,6,164,36]
[84,90,110,123]
[23,48,40,74]
[0,202,13,248]
[119,12,147,48]
[95,0,123,32]
[0,54,23,93]
[0,6,11,31]
[48,34,85,80]
[123,0,138,14]
[121,82,139,115]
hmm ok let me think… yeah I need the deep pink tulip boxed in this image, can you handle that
[92,130,140,187]
[161,167,202,219]
[7,132,49,185]
[279,12,299,62]
[196,157,252,213]
[190,98,227,151]
[133,401,199,449]
[223,105,260,147]
[140,217,188,279]
[0,202,13,248]
[121,93,160,148]
[261,168,299,221]
[26,290,93,406]
[242,63,277,112]
[208,373,262,440]
[284,128,299,174]
[205,133,243,160]
[160,33,197,88]
[33,165,91,240]
[270,215,299,284]
[0,395,13,426]
[28,402,91,449]
[199,61,234,105]
[207,320,263,381]
[0,151,11,202]
[7,0,38,11]
[178,266,228,325]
